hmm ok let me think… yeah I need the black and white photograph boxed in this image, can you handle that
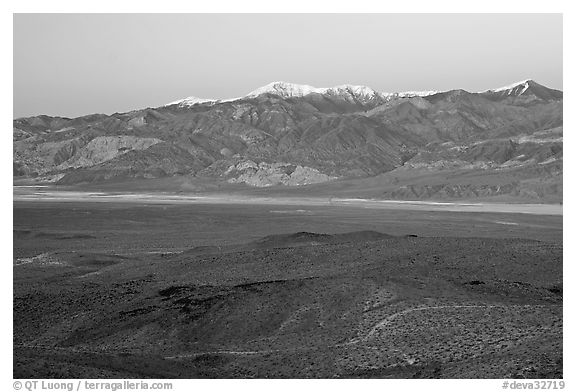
[7,8,569,387]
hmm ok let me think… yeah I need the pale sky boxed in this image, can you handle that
[13,13,563,118]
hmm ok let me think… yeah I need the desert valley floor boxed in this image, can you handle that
[13,192,562,378]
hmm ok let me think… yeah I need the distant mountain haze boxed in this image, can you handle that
[13,80,563,203]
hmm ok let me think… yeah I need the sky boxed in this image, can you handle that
[13,13,563,118]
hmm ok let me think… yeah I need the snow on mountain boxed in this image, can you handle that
[481,80,532,95]
[166,95,242,108]
[479,79,562,101]
[165,79,557,107]
[323,85,382,98]
[246,81,320,98]
[246,82,441,100]
[245,82,381,99]
[391,91,439,98]
[167,82,386,107]
[166,96,217,107]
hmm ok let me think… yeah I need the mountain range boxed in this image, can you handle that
[13,80,563,202]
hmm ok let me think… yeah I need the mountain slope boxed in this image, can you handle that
[480,80,563,105]
[13,80,563,202]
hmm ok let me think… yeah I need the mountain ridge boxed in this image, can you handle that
[13,79,562,203]
[164,79,561,109]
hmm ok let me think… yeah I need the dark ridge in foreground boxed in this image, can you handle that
[251,230,394,248]
[182,230,394,255]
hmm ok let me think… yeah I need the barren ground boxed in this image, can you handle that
[13,198,562,378]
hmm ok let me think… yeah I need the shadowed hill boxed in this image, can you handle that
[182,230,394,256]
[250,230,394,249]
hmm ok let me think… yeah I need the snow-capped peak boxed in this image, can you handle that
[166,81,445,107]
[482,79,533,94]
[165,79,555,108]
[166,96,217,107]
[391,90,439,98]
[324,84,380,97]
[246,82,383,99]
[166,95,243,108]
[246,81,319,98]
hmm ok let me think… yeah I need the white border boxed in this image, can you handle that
[3,5,571,391]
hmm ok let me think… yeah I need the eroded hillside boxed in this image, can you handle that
[13,80,563,202]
